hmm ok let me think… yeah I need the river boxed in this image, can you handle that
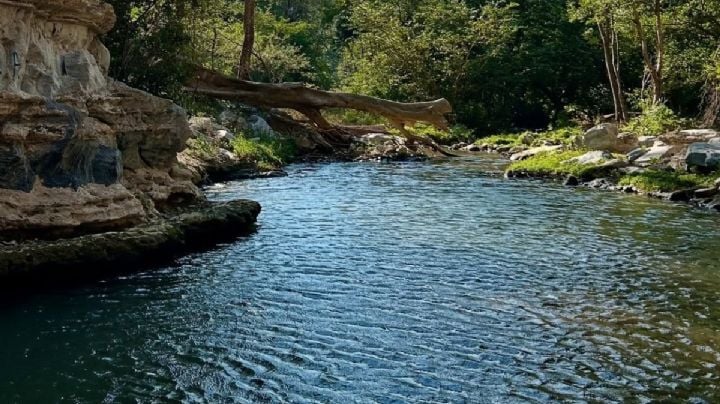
[1,156,719,403]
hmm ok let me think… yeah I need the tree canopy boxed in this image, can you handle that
[103,0,720,134]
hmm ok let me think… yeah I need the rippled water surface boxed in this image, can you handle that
[2,157,720,403]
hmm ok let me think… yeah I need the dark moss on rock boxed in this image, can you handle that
[0,199,261,282]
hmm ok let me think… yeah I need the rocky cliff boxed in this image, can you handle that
[0,0,200,240]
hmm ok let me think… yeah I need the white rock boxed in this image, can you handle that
[564,150,612,165]
[510,145,563,161]
[634,145,677,165]
[638,136,657,147]
[577,123,618,151]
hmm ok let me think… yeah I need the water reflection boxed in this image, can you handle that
[1,157,719,402]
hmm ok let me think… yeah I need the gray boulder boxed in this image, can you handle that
[577,123,618,151]
[627,148,646,162]
[634,145,677,166]
[249,115,275,136]
[638,136,657,147]
[685,142,720,169]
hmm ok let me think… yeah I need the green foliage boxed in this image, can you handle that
[476,133,523,147]
[231,132,296,170]
[506,150,603,177]
[410,124,474,145]
[476,127,582,147]
[187,134,221,160]
[623,101,685,137]
[618,170,718,192]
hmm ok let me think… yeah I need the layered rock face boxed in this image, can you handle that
[0,0,200,239]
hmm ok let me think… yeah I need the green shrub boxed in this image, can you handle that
[623,101,684,137]
[186,134,220,160]
[410,123,474,145]
[475,132,523,147]
[618,170,718,192]
[231,131,296,170]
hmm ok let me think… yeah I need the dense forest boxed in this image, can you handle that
[102,0,720,137]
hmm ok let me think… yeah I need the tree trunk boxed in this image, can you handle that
[237,0,256,80]
[185,66,457,155]
[597,18,628,122]
[632,6,663,104]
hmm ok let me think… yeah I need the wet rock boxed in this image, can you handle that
[694,187,718,199]
[510,145,563,161]
[464,144,481,152]
[685,142,720,170]
[0,200,261,280]
[563,175,579,187]
[585,178,613,189]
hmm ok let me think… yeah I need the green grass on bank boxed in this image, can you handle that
[618,170,718,192]
[476,127,582,148]
[231,132,296,171]
[506,150,602,178]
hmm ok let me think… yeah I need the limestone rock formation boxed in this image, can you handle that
[0,0,200,240]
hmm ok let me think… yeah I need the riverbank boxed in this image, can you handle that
[0,200,260,285]
[457,125,720,212]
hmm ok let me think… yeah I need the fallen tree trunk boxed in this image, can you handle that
[184,67,457,156]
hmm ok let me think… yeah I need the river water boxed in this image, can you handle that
[1,156,720,403]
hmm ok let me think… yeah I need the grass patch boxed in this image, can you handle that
[476,127,582,148]
[506,149,604,178]
[618,170,718,192]
[406,123,474,145]
[230,131,296,170]
[186,134,221,160]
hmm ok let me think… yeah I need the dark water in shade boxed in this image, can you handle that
[2,156,720,403]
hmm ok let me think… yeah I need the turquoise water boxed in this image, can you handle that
[1,157,720,402]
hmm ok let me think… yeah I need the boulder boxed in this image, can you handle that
[685,142,720,170]
[563,175,579,187]
[634,145,678,166]
[219,110,248,130]
[463,143,481,152]
[662,129,719,146]
[616,133,639,153]
[360,133,402,146]
[565,150,612,165]
[627,148,646,162]
[576,123,618,151]
[510,145,564,161]
[249,115,275,136]
[638,136,658,147]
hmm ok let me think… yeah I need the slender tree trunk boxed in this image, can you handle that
[632,6,663,104]
[237,0,256,80]
[597,18,628,122]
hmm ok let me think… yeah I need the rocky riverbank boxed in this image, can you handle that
[0,200,260,284]
[461,124,720,212]
[0,0,261,279]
